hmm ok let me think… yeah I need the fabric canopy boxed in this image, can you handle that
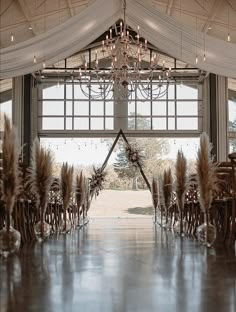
[1,0,236,79]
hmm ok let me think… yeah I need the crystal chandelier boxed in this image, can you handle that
[77,0,171,100]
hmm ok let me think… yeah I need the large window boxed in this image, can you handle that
[0,79,12,151]
[37,45,203,137]
[228,78,236,153]
[128,81,202,131]
[38,81,114,131]
[38,79,202,134]
[0,79,12,131]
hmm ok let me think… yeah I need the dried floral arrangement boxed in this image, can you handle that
[75,171,85,211]
[1,115,20,231]
[175,150,188,234]
[28,138,54,235]
[162,168,173,212]
[60,163,74,229]
[151,178,159,223]
[89,166,107,197]
[125,143,145,169]
[196,133,218,214]
[151,178,159,209]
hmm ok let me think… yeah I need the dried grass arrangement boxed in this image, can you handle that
[175,150,188,234]
[196,133,218,246]
[28,138,54,239]
[1,115,20,231]
[83,177,91,225]
[151,178,159,223]
[60,162,74,232]
[75,171,85,225]
[161,168,173,227]
[196,133,218,215]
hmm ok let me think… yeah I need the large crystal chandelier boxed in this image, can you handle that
[77,0,171,100]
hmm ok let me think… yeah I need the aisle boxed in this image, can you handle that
[0,219,236,312]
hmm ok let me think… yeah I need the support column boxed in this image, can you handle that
[216,76,227,161]
[23,75,32,166]
[114,87,128,131]
[209,74,227,162]
[13,75,33,166]
[12,76,24,146]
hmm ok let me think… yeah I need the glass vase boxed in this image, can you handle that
[34,221,51,242]
[0,226,21,258]
[174,208,187,236]
[197,213,216,247]
[59,219,72,234]
[174,219,187,236]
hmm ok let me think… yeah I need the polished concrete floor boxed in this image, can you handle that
[0,218,236,312]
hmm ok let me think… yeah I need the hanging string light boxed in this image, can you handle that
[227,4,231,42]
[203,0,206,62]
[195,17,198,65]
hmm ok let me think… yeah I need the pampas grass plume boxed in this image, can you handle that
[175,150,188,210]
[151,178,159,208]
[75,171,84,209]
[61,162,74,210]
[196,132,218,213]
[29,138,54,213]
[2,115,20,215]
[162,168,173,209]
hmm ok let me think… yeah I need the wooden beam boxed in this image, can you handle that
[202,0,225,33]
[66,0,75,17]
[165,0,175,16]
[16,0,39,35]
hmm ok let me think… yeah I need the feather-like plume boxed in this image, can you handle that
[29,138,54,216]
[175,150,188,211]
[162,168,173,210]
[60,163,74,211]
[151,178,159,209]
[1,115,20,229]
[196,132,218,213]
[75,171,84,209]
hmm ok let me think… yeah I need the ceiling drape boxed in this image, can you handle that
[1,0,236,79]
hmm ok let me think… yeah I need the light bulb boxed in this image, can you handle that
[195,55,198,64]
[227,33,231,42]
[43,61,46,68]
[11,34,14,42]
[203,53,206,62]
[33,55,37,64]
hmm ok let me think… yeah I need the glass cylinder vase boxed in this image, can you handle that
[0,226,21,258]
[34,221,51,242]
[197,213,216,247]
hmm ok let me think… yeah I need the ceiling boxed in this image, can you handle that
[0,0,236,49]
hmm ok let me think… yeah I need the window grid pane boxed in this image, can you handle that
[39,78,201,132]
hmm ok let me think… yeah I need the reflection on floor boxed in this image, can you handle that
[0,218,236,312]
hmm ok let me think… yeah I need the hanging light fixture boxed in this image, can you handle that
[76,0,171,100]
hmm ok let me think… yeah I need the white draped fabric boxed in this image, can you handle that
[1,0,236,79]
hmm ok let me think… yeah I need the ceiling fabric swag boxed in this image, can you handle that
[0,0,120,79]
[126,0,236,78]
[1,0,236,79]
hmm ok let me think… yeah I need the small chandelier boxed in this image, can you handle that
[77,0,171,100]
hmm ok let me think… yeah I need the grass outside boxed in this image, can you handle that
[89,189,153,218]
